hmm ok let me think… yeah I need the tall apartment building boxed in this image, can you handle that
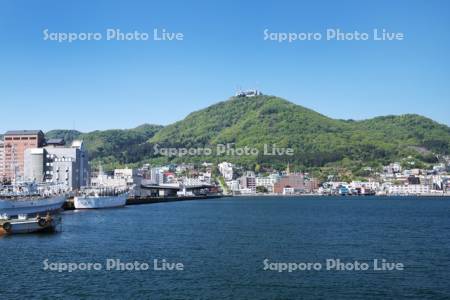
[3,130,45,181]
[150,167,164,185]
[239,171,256,192]
[0,140,5,181]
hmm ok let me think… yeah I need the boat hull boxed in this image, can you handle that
[74,193,128,209]
[0,217,60,235]
[0,195,66,217]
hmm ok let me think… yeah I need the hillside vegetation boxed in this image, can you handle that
[45,95,450,174]
[46,124,162,169]
[149,96,449,171]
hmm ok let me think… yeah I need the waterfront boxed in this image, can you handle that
[1,196,450,299]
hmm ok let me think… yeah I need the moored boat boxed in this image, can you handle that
[0,182,68,217]
[74,187,128,209]
[0,213,61,235]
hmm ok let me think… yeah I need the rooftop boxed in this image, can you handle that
[235,89,262,98]
[71,140,84,148]
[4,130,44,136]
[46,138,65,146]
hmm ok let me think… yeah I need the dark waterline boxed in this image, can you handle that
[1,196,450,299]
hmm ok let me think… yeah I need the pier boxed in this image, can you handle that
[63,194,226,210]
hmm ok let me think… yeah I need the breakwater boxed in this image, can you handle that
[63,195,226,210]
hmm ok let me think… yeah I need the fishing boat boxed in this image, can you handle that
[0,182,68,217]
[0,213,61,235]
[74,187,128,209]
[74,164,129,209]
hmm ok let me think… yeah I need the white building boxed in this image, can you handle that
[226,180,240,192]
[384,162,402,174]
[198,171,211,184]
[387,184,430,195]
[256,173,280,193]
[218,162,234,181]
[350,180,380,191]
[282,187,295,195]
[235,89,262,98]
[150,167,164,185]
[433,163,446,173]
[175,164,195,174]
[182,176,211,186]
[114,168,136,185]
[91,171,129,188]
[402,168,422,176]
[24,148,45,183]
[24,140,89,190]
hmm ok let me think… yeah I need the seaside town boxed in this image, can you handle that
[0,129,449,199]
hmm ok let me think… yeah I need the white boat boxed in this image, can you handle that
[74,164,130,209]
[74,188,128,209]
[0,195,66,216]
[0,182,68,217]
[0,213,61,235]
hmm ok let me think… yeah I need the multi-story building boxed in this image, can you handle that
[385,162,402,174]
[256,173,280,193]
[3,130,45,181]
[0,140,5,181]
[175,163,195,174]
[387,184,430,195]
[218,162,234,181]
[24,139,89,190]
[226,180,240,192]
[114,168,137,186]
[198,171,211,184]
[44,140,89,189]
[239,171,256,193]
[273,173,305,194]
[91,170,131,188]
[150,167,164,185]
[23,148,46,183]
[304,178,320,193]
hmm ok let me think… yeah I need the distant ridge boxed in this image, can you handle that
[46,124,163,169]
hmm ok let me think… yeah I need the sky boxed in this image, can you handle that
[0,0,449,133]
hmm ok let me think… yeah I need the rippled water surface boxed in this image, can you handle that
[1,196,450,299]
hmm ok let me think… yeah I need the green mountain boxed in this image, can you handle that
[149,95,450,173]
[44,95,450,175]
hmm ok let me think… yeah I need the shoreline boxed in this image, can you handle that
[229,193,450,197]
[62,193,450,210]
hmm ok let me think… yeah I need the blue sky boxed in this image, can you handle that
[0,0,449,132]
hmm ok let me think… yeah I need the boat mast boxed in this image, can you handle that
[98,163,104,186]
[11,144,18,185]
